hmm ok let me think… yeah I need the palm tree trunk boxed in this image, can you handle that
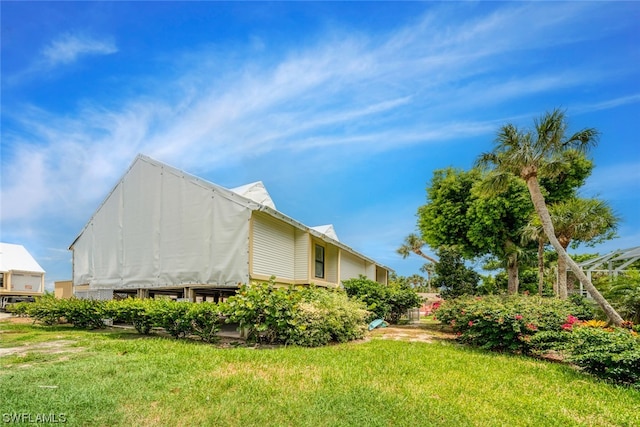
[506,250,519,295]
[557,252,568,299]
[413,249,439,265]
[537,238,545,296]
[525,177,624,326]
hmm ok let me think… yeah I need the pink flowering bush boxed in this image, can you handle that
[434,295,594,353]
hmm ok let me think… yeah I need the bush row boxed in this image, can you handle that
[531,325,640,388]
[9,284,369,347]
[342,276,422,323]
[434,295,594,352]
[435,295,639,388]
[11,295,223,342]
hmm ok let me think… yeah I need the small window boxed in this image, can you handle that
[0,273,3,288]
[315,244,325,279]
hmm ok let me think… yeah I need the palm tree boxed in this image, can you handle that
[477,108,624,326]
[539,198,618,298]
[521,223,547,296]
[397,233,439,264]
[420,262,435,292]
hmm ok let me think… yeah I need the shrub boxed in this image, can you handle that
[186,302,224,343]
[147,299,193,339]
[26,294,66,326]
[224,282,369,346]
[567,326,640,388]
[224,282,301,344]
[342,276,421,323]
[435,295,594,353]
[289,287,368,346]
[105,298,155,334]
[62,298,106,329]
[6,301,31,317]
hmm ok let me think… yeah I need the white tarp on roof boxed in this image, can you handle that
[311,225,339,242]
[72,157,250,288]
[231,181,276,210]
[0,243,45,273]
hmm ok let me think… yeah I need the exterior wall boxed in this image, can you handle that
[365,262,376,279]
[249,212,388,288]
[55,281,73,299]
[72,158,251,291]
[340,251,367,281]
[376,266,388,285]
[294,229,309,281]
[252,212,296,280]
[0,271,44,296]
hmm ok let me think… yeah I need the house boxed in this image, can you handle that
[70,155,391,301]
[0,243,45,309]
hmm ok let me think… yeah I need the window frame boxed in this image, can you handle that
[314,244,325,279]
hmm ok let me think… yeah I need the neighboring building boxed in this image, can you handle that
[54,280,74,299]
[70,155,391,301]
[0,243,45,309]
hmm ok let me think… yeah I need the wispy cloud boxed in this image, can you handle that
[41,33,117,67]
[7,33,117,84]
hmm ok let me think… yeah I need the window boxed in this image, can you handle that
[0,273,3,288]
[315,244,325,279]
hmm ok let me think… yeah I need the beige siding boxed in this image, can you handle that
[376,266,388,285]
[294,229,309,281]
[365,262,376,279]
[325,245,338,284]
[252,212,295,280]
[340,251,366,281]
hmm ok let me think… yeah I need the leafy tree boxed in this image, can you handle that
[418,167,534,294]
[418,168,480,258]
[468,174,534,294]
[539,149,594,204]
[432,247,481,299]
[476,108,623,325]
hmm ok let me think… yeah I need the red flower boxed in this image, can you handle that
[562,323,573,330]
[566,315,579,325]
[526,323,538,331]
[515,315,523,321]
[468,321,474,327]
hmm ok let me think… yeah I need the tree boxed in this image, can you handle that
[397,233,438,264]
[521,222,548,296]
[528,198,618,298]
[468,174,534,294]
[432,247,481,299]
[477,108,624,326]
[418,168,480,258]
[418,167,534,294]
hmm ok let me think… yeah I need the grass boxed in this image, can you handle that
[1,320,639,427]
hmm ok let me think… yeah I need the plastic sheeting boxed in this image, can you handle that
[72,157,251,289]
[231,181,276,210]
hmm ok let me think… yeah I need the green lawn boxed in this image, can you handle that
[1,320,639,427]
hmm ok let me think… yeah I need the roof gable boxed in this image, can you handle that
[0,243,45,273]
[231,181,276,210]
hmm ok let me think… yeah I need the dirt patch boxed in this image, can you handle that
[368,324,456,343]
[0,340,83,358]
[0,315,35,325]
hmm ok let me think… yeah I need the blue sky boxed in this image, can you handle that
[2,2,639,288]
